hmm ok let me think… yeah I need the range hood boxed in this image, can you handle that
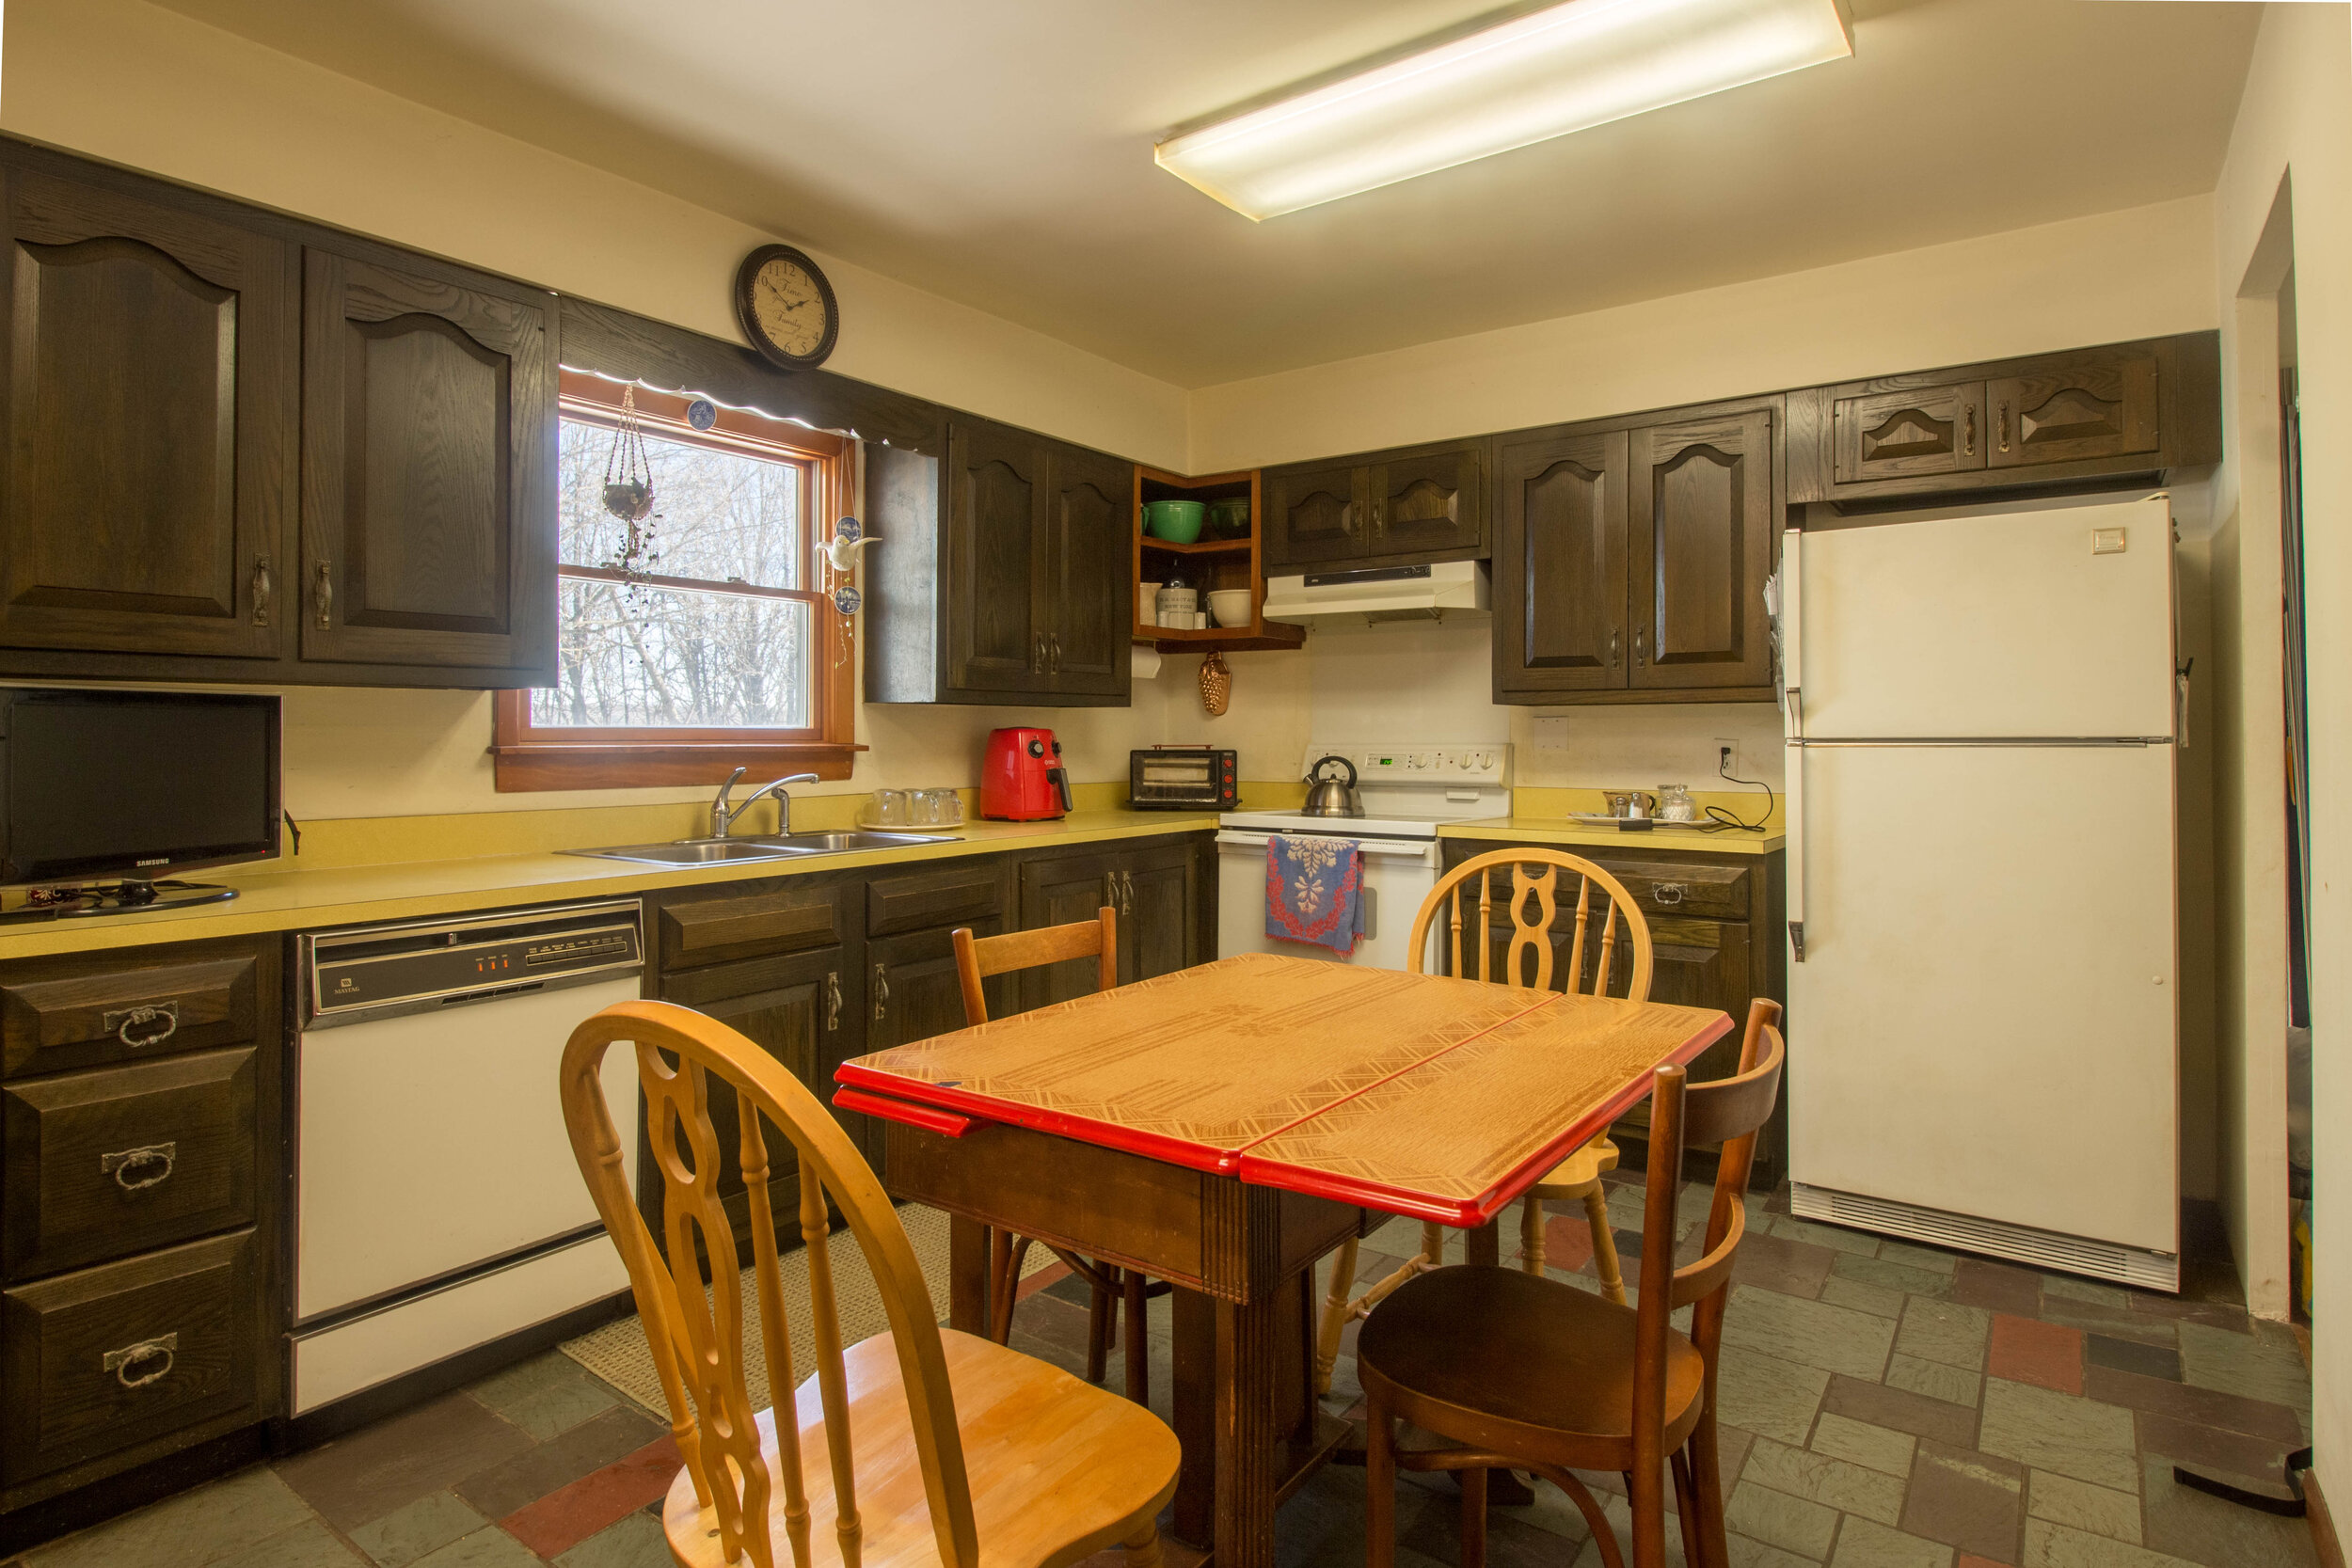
[1261,561,1490,623]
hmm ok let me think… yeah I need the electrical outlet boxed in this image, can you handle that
[1712,736,1740,778]
[1531,714,1570,753]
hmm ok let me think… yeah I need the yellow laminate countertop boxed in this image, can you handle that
[1442,816,1785,856]
[0,810,1223,960]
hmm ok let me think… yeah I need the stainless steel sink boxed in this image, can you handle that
[563,837,818,866]
[564,830,947,866]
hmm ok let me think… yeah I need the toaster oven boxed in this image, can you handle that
[1129,747,1237,810]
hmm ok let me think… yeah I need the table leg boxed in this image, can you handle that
[1214,1288,1283,1568]
[1170,1287,1216,1547]
[948,1215,991,1335]
[1465,1214,1502,1269]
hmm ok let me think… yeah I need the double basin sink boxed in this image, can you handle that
[564,831,947,867]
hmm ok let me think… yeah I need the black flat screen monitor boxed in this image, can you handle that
[0,689,281,885]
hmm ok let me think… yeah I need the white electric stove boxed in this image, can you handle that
[1217,743,1511,970]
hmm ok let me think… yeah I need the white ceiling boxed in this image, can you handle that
[147,0,2259,387]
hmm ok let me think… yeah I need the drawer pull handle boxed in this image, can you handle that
[103,1334,177,1388]
[824,970,841,1033]
[1651,883,1688,907]
[103,1003,180,1049]
[314,561,334,628]
[872,961,890,1023]
[102,1142,177,1191]
[251,555,273,627]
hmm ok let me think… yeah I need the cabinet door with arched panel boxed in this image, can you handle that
[1494,426,1628,698]
[1263,460,1364,568]
[1833,382,1986,486]
[1987,347,2160,471]
[1367,439,1486,560]
[1627,405,1777,693]
[0,166,297,659]
[299,246,555,679]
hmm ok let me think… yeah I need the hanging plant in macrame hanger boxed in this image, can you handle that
[600,386,660,603]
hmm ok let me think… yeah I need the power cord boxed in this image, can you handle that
[1702,746,1773,832]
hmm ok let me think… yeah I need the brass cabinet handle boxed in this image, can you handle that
[1609,630,1619,668]
[1651,883,1688,908]
[250,556,273,627]
[313,561,334,628]
[1120,870,1136,913]
[103,1003,179,1049]
[1635,627,1646,666]
[1032,633,1045,673]
[102,1142,177,1191]
[1373,497,1385,537]
[1048,632,1060,673]
[103,1333,177,1388]
[1996,401,2011,453]
[824,971,841,1033]
[871,961,889,1023]
[1963,405,1976,457]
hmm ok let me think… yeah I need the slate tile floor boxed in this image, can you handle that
[7,1180,2314,1568]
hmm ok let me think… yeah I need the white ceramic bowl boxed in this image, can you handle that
[1206,589,1252,627]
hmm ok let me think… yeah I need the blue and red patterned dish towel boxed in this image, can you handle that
[1264,833,1368,955]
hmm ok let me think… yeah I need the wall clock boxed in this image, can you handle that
[733,244,839,370]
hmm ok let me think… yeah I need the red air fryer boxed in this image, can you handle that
[980,727,1073,820]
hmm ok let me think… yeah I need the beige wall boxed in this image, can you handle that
[1188,197,2217,473]
[2205,0,2352,1485]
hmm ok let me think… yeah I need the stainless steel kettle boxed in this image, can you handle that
[1301,754,1363,818]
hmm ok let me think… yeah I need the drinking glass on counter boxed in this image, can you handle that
[872,789,909,826]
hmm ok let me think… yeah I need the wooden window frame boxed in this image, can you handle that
[493,372,862,790]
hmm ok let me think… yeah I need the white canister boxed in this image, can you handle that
[1156,584,1197,627]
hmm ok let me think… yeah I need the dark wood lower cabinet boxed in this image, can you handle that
[1438,840,1786,1186]
[0,937,280,1522]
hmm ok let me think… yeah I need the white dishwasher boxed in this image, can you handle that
[292,900,644,1416]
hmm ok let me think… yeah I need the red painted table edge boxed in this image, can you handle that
[833,1061,1245,1173]
[1234,1009,1733,1225]
[833,1085,977,1139]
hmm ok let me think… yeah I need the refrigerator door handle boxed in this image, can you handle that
[1782,528,1805,962]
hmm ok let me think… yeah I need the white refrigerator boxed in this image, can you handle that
[1783,491,2181,1290]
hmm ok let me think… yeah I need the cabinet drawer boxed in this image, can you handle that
[2,947,260,1078]
[1588,859,1751,922]
[867,863,1002,938]
[4,1049,257,1280]
[1,1230,258,1486]
[660,882,846,970]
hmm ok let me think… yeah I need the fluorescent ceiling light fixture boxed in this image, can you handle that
[1156,0,1853,219]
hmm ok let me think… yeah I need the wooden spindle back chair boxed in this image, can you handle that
[1314,848,1654,1393]
[951,909,1169,1403]
[560,999,1178,1568]
[1359,1000,1787,1568]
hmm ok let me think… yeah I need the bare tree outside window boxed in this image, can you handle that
[533,421,812,729]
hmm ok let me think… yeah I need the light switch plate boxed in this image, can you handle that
[2091,527,2128,555]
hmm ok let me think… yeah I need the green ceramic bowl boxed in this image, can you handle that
[1141,499,1205,544]
[1204,497,1252,539]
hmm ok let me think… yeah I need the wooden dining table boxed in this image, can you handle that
[834,952,1729,1568]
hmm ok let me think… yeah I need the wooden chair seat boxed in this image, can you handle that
[1359,1266,1703,1471]
[663,1327,1181,1568]
[1527,1134,1619,1197]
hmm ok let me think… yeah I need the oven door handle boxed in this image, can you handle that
[1215,830,1438,865]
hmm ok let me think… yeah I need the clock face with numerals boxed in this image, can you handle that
[733,245,839,369]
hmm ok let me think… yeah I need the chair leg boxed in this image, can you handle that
[987,1229,1014,1342]
[1420,1220,1448,1270]
[1365,1387,1396,1568]
[1086,1274,1113,1384]
[1313,1237,1359,1396]
[1460,1465,1488,1568]
[1687,1409,1730,1568]
[1519,1194,1547,1275]
[1582,1186,1628,1306]
[1122,1519,1164,1568]
[1122,1266,1150,1407]
[1670,1451,1703,1568]
[1629,1452,1668,1568]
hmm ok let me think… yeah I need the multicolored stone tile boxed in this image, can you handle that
[1900,1442,2024,1561]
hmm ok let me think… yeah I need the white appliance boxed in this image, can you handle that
[1262,560,1490,623]
[292,901,644,1415]
[1783,491,2181,1289]
[1218,743,1510,971]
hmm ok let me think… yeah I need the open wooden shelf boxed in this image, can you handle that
[1132,465,1304,654]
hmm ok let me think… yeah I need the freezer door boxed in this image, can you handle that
[1799,495,2174,738]
[1787,744,2178,1253]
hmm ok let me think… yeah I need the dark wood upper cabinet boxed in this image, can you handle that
[1833,382,1984,485]
[1263,439,1486,571]
[0,168,296,660]
[944,420,1046,695]
[869,419,1131,706]
[1789,333,2216,505]
[1263,461,1363,567]
[1627,405,1776,692]
[300,248,555,676]
[1043,446,1131,697]
[1494,427,1627,699]
[1986,347,2158,470]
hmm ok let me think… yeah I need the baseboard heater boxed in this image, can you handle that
[1790,1182,2180,1293]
